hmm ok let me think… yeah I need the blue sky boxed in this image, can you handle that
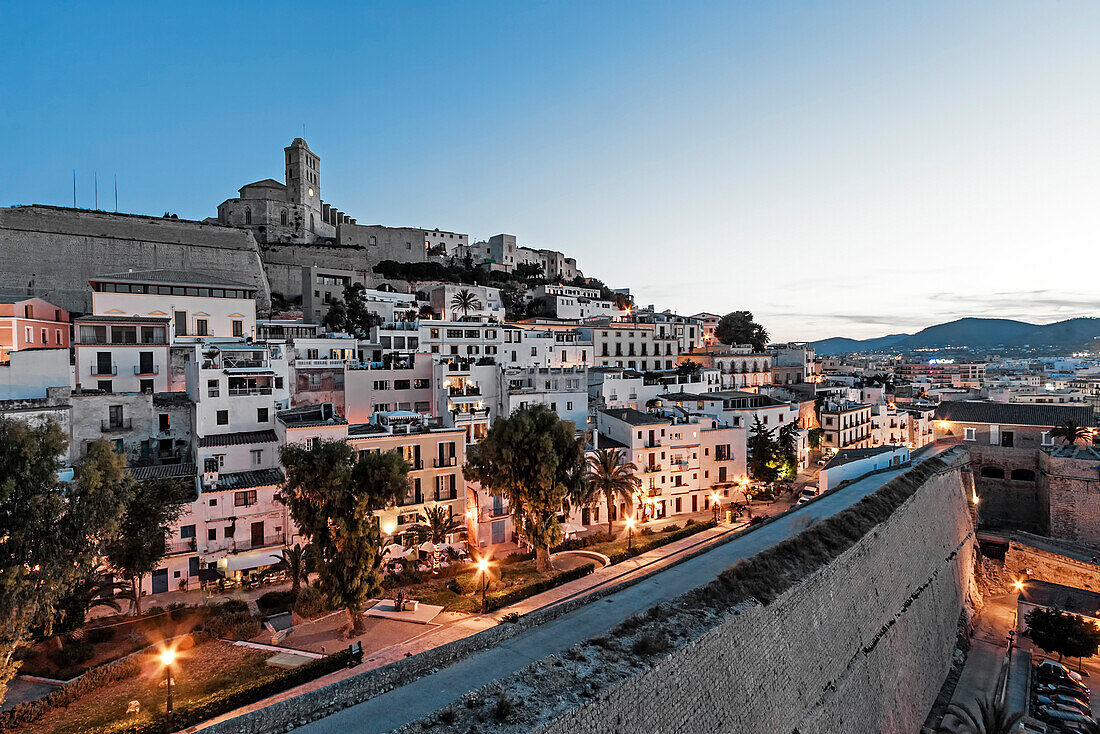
[3,2,1099,341]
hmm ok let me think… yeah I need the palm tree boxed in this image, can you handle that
[271,543,312,593]
[450,288,482,319]
[939,694,1023,734]
[411,505,464,571]
[1051,419,1092,447]
[57,566,133,632]
[584,449,641,537]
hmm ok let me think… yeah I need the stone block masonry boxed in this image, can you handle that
[0,205,271,313]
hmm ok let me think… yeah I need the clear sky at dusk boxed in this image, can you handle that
[2,2,1099,341]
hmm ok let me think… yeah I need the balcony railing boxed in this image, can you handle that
[231,533,288,552]
[101,418,133,432]
[295,358,349,368]
[91,364,118,376]
[228,387,273,396]
[166,538,198,555]
[134,364,159,375]
[222,357,270,369]
[643,464,661,473]
[434,489,459,501]
[434,456,457,468]
[448,385,482,396]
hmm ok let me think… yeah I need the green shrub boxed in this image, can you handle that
[631,630,671,656]
[661,523,681,532]
[292,584,328,618]
[144,605,165,618]
[606,519,716,565]
[639,526,655,536]
[210,599,249,615]
[49,639,95,669]
[257,590,296,614]
[483,563,595,612]
[684,518,697,527]
[494,691,514,721]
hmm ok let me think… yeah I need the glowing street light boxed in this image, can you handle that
[1013,579,1025,593]
[710,492,721,523]
[625,516,636,550]
[160,647,176,721]
[475,555,494,614]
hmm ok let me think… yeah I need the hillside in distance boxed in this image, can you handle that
[809,317,1100,355]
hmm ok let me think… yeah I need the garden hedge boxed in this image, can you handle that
[484,563,596,612]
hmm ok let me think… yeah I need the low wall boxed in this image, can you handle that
[529,452,976,734]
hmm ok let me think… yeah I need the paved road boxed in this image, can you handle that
[300,446,955,734]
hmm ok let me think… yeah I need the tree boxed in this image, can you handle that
[418,304,435,319]
[104,475,190,616]
[465,405,586,573]
[450,288,483,319]
[715,311,769,352]
[271,543,312,593]
[747,416,780,484]
[939,693,1023,734]
[54,566,133,634]
[280,440,408,636]
[1051,419,1092,447]
[776,422,800,478]
[514,262,544,282]
[328,283,384,336]
[410,505,464,572]
[322,298,348,332]
[807,427,825,450]
[584,449,642,537]
[676,360,702,376]
[1025,605,1100,663]
[0,425,132,701]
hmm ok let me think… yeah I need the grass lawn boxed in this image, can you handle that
[18,641,274,734]
[392,559,550,613]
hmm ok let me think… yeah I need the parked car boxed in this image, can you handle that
[796,486,819,505]
[1037,660,1086,685]
[1035,686,1090,708]
[1035,706,1095,729]
[1034,695,1091,716]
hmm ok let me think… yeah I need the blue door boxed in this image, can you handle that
[491,520,506,544]
[151,568,169,594]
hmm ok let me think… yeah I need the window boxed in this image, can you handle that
[964,427,976,441]
[55,330,62,345]
[245,207,252,224]
[1011,468,1036,482]
[251,449,263,465]
[234,490,258,507]
[280,209,288,226]
[97,380,113,393]
[140,379,154,393]
[208,528,217,541]
[1041,431,1052,446]
[195,319,209,336]
[209,498,217,506]
[24,326,32,343]
[159,413,170,431]
[232,320,243,338]
[40,328,47,344]
[979,465,1005,479]
[257,407,269,422]
[216,410,228,425]
[208,379,220,398]
[180,525,196,539]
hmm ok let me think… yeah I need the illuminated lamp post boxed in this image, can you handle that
[626,516,636,550]
[160,648,176,723]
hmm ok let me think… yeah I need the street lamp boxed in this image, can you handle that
[160,647,176,721]
[710,492,721,523]
[475,555,493,614]
[625,516,636,550]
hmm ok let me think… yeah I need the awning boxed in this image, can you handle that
[221,547,285,572]
[197,567,225,583]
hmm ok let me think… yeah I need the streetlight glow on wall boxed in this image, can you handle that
[710,492,720,522]
[625,516,635,550]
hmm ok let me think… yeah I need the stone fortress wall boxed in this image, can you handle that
[531,453,977,734]
[0,205,272,314]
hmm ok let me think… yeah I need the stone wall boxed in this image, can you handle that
[0,205,271,314]
[968,444,1048,533]
[1005,534,1100,591]
[534,454,976,734]
[1040,451,1100,547]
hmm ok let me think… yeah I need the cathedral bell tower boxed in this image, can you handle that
[285,138,322,229]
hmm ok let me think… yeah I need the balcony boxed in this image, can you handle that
[91,363,118,376]
[101,418,133,432]
[221,357,270,369]
[134,364,160,375]
[230,533,288,552]
[434,489,459,501]
[643,441,661,449]
[643,464,661,473]
[228,387,273,396]
[397,492,426,507]
[166,537,198,555]
[448,385,482,397]
[434,456,458,468]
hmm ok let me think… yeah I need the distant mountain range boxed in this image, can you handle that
[808,317,1100,355]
